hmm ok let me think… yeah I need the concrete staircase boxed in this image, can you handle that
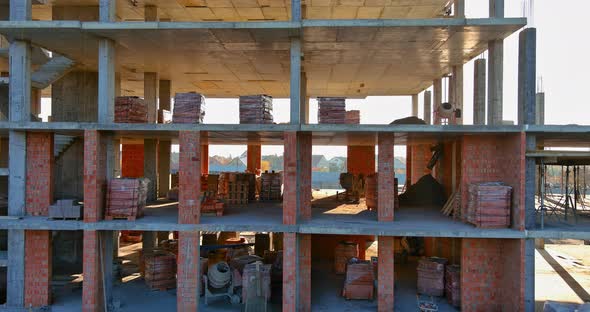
[54,134,76,158]
[31,54,76,89]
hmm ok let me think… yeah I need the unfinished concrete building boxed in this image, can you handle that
[0,0,586,311]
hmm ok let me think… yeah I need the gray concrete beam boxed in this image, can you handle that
[453,65,463,125]
[536,92,545,125]
[144,72,158,123]
[144,139,158,202]
[411,94,418,117]
[9,41,31,122]
[9,0,31,21]
[290,37,301,125]
[473,58,486,125]
[423,90,431,124]
[98,39,115,124]
[518,28,536,125]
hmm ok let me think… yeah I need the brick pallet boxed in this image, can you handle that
[341,261,374,300]
[172,92,205,124]
[334,241,359,274]
[218,173,254,205]
[467,182,512,228]
[318,97,346,124]
[445,264,460,307]
[417,257,448,297]
[260,172,282,201]
[106,178,149,221]
[144,251,177,290]
[239,94,273,124]
[115,96,147,123]
[345,110,360,124]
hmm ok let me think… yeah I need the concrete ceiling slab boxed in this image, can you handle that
[0,19,525,97]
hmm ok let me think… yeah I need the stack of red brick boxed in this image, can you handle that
[318,97,346,124]
[334,241,359,274]
[467,182,512,228]
[173,92,205,123]
[115,96,147,123]
[345,110,360,124]
[364,174,398,211]
[417,257,448,296]
[445,264,461,307]
[239,95,273,124]
[341,260,374,300]
[106,178,149,220]
[144,251,177,290]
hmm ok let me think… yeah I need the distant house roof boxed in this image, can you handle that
[312,155,328,168]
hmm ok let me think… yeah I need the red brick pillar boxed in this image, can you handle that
[24,133,54,307]
[378,236,394,311]
[283,132,311,224]
[247,144,261,174]
[121,143,144,178]
[179,131,201,224]
[84,130,106,222]
[299,234,311,311]
[201,144,209,175]
[177,231,200,311]
[377,133,395,221]
[283,233,297,312]
[82,230,103,312]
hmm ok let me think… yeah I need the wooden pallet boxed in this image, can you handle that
[105,214,138,221]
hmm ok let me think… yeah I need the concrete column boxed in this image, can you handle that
[142,231,157,255]
[300,72,309,123]
[524,238,535,311]
[536,92,545,125]
[411,94,418,117]
[433,78,442,125]
[177,231,200,312]
[247,145,262,174]
[98,39,115,124]
[291,0,301,21]
[100,230,114,309]
[378,236,394,311]
[453,66,464,125]
[113,138,121,178]
[10,0,31,21]
[377,133,394,221]
[283,132,312,224]
[144,72,158,123]
[289,38,301,124]
[488,0,504,125]
[473,58,487,125]
[159,80,171,111]
[283,233,308,312]
[518,28,537,125]
[144,139,158,202]
[201,144,209,175]
[158,140,171,197]
[144,5,158,21]
[178,131,201,224]
[99,0,116,22]
[9,41,31,122]
[423,90,431,124]
[454,0,465,17]
[525,135,537,229]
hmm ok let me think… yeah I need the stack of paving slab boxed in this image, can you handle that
[106,178,149,220]
[173,92,205,123]
[115,96,148,123]
[239,95,273,124]
[417,257,448,297]
[318,97,346,124]
[467,182,512,228]
[144,251,177,290]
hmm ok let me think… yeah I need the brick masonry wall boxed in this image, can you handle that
[378,236,394,312]
[377,133,394,221]
[283,232,297,312]
[347,145,375,175]
[26,132,54,215]
[84,130,106,222]
[82,230,103,312]
[178,131,201,224]
[121,143,144,178]
[24,230,52,307]
[461,238,524,312]
[299,234,311,311]
[410,144,432,185]
[299,133,312,220]
[177,231,200,311]
[283,132,311,224]
[460,134,525,229]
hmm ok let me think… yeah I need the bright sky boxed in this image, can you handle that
[41,1,590,158]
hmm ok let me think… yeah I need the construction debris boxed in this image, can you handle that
[239,95,273,124]
[242,262,272,305]
[115,96,147,123]
[173,92,205,124]
[441,186,461,218]
[345,110,360,124]
[467,182,512,228]
[400,174,446,206]
[318,97,346,124]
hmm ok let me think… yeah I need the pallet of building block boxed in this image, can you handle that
[144,251,177,291]
[445,264,460,307]
[49,199,82,220]
[341,261,374,300]
[242,262,272,303]
[466,182,512,228]
[239,94,274,124]
[417,257,447,297]
[260,172,282,201]
[201,199,225,216]
[345,110,360,124]
[172,92,205,124]
[318,97,346,124]
[226,181,249,205]
[106,178,149,221]
[115,96,148,123]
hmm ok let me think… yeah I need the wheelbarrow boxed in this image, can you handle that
[416,294,438,312]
